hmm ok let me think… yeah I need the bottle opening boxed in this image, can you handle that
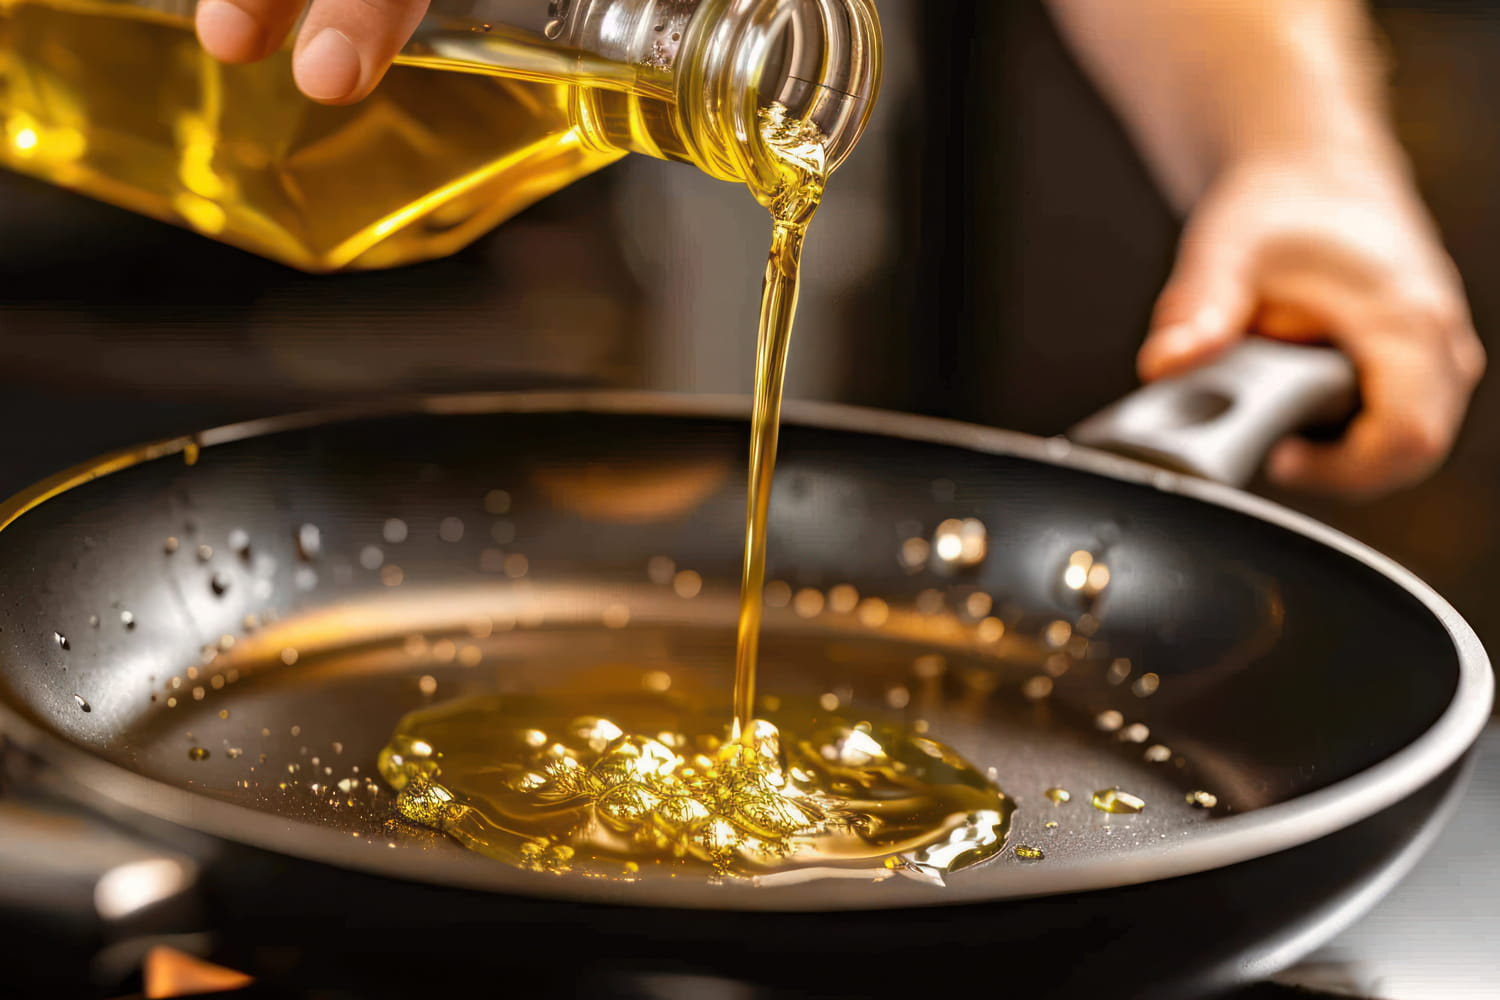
[756,0,880,173]
[677,0,881,193]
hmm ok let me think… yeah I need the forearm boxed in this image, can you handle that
[1045,0,1408,211]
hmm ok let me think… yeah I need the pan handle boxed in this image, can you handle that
[1068,339,1358,487]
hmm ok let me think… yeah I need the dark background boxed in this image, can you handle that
[0,0,1495,681]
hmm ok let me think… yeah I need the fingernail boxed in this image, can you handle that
[295,28,362,102]
[196,0,265,61]
[1190,306,1227,339]
[1140,322,1197,378]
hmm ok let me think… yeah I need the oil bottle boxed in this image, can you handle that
[0,0,879,270]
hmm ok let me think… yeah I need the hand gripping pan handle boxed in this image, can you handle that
[1070,339,1358,487]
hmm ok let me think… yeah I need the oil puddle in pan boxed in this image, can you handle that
[377,689,1012,881]
[112,575,1232,888]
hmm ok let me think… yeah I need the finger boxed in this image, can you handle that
[1267,333,1463,497]
[1138,229,1258,382]
[196,0,305,63]
[292,0,430,104]
[1255,302,1328,343]
[1445,313,1487,387]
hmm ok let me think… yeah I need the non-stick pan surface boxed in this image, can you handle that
[0,394,1487,910]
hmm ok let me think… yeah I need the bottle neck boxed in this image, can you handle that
[677,0,881,198]
[558,0,880,197]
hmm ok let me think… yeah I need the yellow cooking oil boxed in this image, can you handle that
[0,0,699,271]
[377,102,1014,882]
[379,690,1012,880]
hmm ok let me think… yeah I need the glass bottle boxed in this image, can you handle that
[0,0,880,271]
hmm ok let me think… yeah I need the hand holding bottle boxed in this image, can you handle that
[196,0,426,103]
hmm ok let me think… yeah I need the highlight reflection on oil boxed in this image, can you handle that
[378,690,1012,880]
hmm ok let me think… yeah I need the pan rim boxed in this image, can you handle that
[0,390,1490,911]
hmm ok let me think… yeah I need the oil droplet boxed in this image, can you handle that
[1133,672,1161,698]
[188,746,210,761]
[857,597,890,627]
[183,441,200,466]
[601,605,630,630]
[418,675,438,696]
[163,537,180,554]
[1043,821,1059,830]
[196,544,213,563]
[827,584,859,614]
[976,616,1005,643]
[672,570,702,599]
[483,489,511,515]
[1119,723,1150,744]
[1107,658,1132,685]
[1186,790,1219,809]
[793,588,825,618]
[503,554,528,579]
[764,580,792,607]
[899,536,930,571]
[229,529,251,558]
[646,555,676,585]
[912,654,946,680]
[1022,675,1053,701]
[120,611,135,630]
[218,709,230,720]
[1045,620,1073,649]
[54,631,69,651]
[296,524,321,560]
[1091,788,1146,814]
[1013,844,1045,861]
[1143,744,1172,763]
[1094,710,1124,732]
[360,545,384,570]
[73,694,90,712]
[885,685,910,709]
[383,519,408,544]
[382,565,405,587]
[210,572,230,596]
[226,747,244,759]
[88,615,99,628]
[914,588,944,615]
[963,591,992,619]
[432,640,457,663]
[1045,787,1071,805]
[931,517,987,569]
[439,517,465,542]
[642,671,672,693]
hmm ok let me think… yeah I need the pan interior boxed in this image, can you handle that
[0,406,1464,903]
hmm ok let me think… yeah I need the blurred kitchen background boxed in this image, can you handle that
[0,0,1496,690]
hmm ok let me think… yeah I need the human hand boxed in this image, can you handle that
[195,0,427,103]
[1137,155,1484,499]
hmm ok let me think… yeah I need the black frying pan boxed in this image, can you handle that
[0,343,1489,999]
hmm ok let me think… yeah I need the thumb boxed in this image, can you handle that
[1138,232,1257,382]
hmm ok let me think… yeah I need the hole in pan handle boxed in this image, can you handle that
[1068,339,1359,488]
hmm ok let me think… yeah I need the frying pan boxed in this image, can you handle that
[0,342,1489,999]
